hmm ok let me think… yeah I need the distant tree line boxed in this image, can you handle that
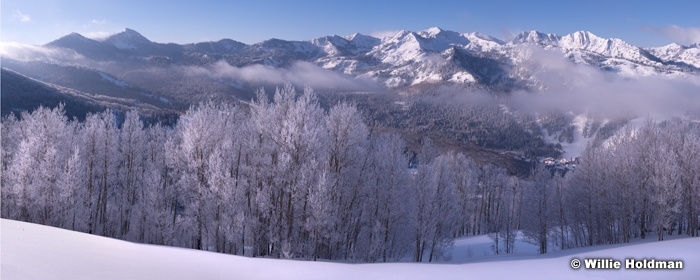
[2,85,698,261]
[322,91,563,159]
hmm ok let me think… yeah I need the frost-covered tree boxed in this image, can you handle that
[82,110,119,236]
[411,139,436,262]
[661,119,700,237]
[565,143,602,246]
[1,115,21,219]
[3,106,73,226]
[140,123,174,245]
[522,165,555,254]
[476,164,508,235]
[7,85,698,263]
[115,111,147,239]
[363,133,411,262]
[425,153,460,261]
[649,144,682,240]
[167,101,238,249]
[493,176,521,254]
[57,145,86,231]
[550,172,570,250]
[412,139,462,261]
[324,102,370,260]
[476,163,522,255]
[249,84,328,258]
[452,154,480,236]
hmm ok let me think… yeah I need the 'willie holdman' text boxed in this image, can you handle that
[570,258,683,270]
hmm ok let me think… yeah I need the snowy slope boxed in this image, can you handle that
[507,30,677,78]
[463,32,505,52]
[559,31,656,64]
[511,31,561,47]
[646,43,700,68]
[3,219,698,280]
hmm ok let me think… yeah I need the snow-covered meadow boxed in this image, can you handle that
[2,219,697,280]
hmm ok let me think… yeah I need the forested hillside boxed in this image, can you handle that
[3,85,698,262]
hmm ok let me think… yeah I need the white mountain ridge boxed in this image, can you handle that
[646,43,700,68]
[35,27,700,90]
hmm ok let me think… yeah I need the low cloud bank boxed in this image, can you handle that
[0,42,86,63]
[506,47,700,118]
[3,42,698,119]
[186,60,381,91]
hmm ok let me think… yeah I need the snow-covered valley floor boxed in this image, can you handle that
[2,219,698,280]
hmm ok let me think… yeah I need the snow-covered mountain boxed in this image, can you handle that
[29,27,699,91]
[4,27,700,169]
[646,43,700,68]
[511,31,561,46]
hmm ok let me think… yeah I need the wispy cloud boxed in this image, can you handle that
[10,9,31,23]
[185,60,380,91]
[506,47,700,118]
[0,42,86,62]
[369,30,400,39]
[429,47,700,120]
[644,25,700,46]
[91,19,107,25]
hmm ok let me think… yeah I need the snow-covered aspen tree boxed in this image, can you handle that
[325,102,370,260]
[365,133,411,262]
[116,111,147,239]
[522,165,554,254]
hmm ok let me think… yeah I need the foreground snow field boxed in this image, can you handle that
[2,219,697,280]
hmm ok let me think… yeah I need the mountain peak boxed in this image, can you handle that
[468,32,504,44]
[60,32,92,41]
[417,27,467,40]
[45,32,98,48]
[420,27,444,36]
[562,30,606,45]
[390,30,413,39]
[345,32,361,40]
[345,32,374,41]
[310,33,380,56]
[559,30,608,49]
[558,31,656,64]
[345,33,381,49]
[67,32,87,38]
[103,28,152,50]
[657,43,686,51]
[112,28,150,41]
[511,30,560,46]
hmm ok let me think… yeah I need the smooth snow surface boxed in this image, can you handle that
[561,114,591,158]
[2,219,698,280]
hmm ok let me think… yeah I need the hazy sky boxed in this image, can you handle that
[2,0,699,47]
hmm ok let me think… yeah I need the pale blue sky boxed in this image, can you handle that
[2,0,699,47]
